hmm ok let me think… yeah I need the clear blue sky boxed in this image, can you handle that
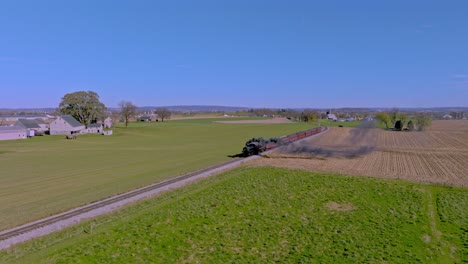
[1,0,467,108]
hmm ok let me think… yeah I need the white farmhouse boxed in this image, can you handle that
[49,115,85,135]
[327,113,337,121]
[104,117,113,128]
[85,123,103,134]
[0,126,27,141]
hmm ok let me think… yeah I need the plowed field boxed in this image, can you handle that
[251,120,468,187]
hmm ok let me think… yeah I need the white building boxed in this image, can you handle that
[85,123,103,134]
[49,115,85,135]
[327,113,337,121]
[0,126,27,141]
[104,117,113,128]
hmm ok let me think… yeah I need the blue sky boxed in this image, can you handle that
[1,0,467,108]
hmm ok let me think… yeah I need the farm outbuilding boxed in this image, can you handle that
[104,117,113,128]
[0,126,27,141]
[49,115,85,135]
[327,113,337,121]
[15,119,48,136]
[85,123,103,134]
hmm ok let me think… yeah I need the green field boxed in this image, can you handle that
[2,167,466,263]
[313,119,362,127]
[0,118,313,230]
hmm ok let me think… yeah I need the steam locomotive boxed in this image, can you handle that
[241,126,326,157]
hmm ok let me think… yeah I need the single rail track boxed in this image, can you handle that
[0,126,328,248]
[0,158,242,242]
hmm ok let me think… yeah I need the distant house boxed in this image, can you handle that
[104,117,113,128]
[140,116,152,122]
[49,115,85,135]
[443,114,453,119]
[85,123,103,134]
[0,126,27,141]
[327,113,337,121]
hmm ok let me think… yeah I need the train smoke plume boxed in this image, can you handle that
[280,121,377,158]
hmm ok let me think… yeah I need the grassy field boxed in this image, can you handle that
[313,119,362,127]
[1,167,466,263]
[0,118,313,230]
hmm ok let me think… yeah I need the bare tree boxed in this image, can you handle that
[119,101,137,128]
[155,108,171,122]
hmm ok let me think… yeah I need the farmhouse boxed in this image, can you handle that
[85,123,103,134]
[49,115,85,135]
[104,117,113,128]
[0,126,27,141]
[327,113,337,121]
[139,115,152,122]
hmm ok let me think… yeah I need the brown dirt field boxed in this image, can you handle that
[428,120,468,132]
[249,120,468,187]
[215,117,293,124]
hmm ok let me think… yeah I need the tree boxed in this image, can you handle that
[155,108,171,122]
[407,120,415,131]
[58,91,106,125]
[415,113,432,131]
[118,101,137,128]
[397,113,408,128]
[375,112,391,129]
[390,108,399,126]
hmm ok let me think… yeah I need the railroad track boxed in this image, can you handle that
[0,158,243,243]
[0,126,328,249]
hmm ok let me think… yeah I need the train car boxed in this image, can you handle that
[241,126,326,156]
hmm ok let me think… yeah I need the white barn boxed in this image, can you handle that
[85,123,103,134]
[0,126,27,141]
[327,113,337,121]
[49,115,85,135]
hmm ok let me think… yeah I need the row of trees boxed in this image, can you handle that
[375,109,432,131]
[58,91,171,128]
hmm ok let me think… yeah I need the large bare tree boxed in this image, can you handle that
[118,101,137,128]
[58,91,106,125]
[155,108,171,122]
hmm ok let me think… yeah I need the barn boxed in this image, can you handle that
[15,119,42,137]
[0,126,27,141]
[85,123,103,134]
[327,113,338,121]
[49,115,85,135]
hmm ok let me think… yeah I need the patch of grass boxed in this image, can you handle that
[0,119,312,230]
[436,189,468,262]
[313,119,362,127]
[3,167,465,263]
